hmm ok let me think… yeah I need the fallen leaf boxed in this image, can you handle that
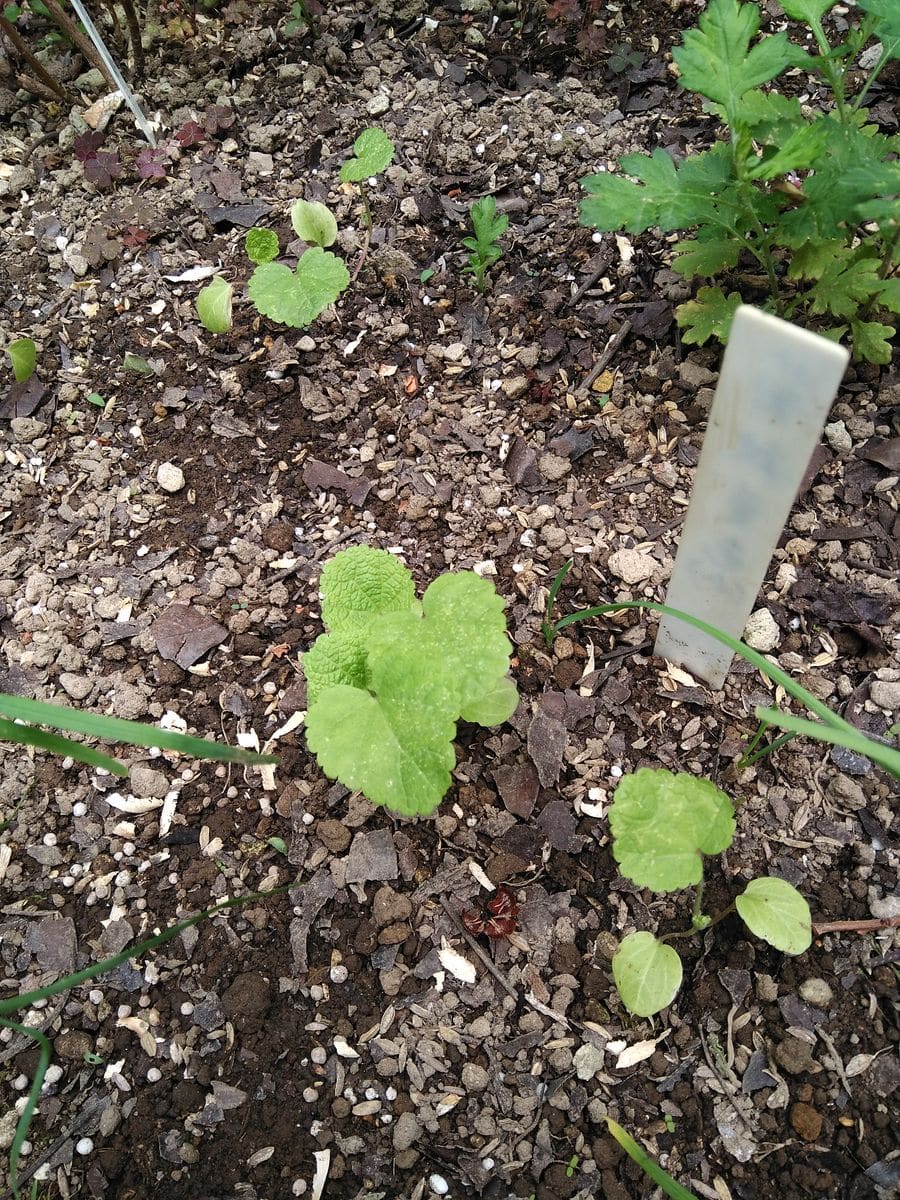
[614,1031,669,1069]
[152,604,228,668]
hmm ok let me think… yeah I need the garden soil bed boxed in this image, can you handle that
[0,2,898,1198]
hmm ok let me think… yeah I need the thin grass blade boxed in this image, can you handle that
[0,716,127,775]
[0,693,276,767]
[605,1118,698,1200]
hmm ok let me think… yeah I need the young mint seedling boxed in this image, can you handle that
[246,201,349,329]
[462,196,508,293]
[303,546,519,816]
[580,0,900,362]
[609,768,811,1017]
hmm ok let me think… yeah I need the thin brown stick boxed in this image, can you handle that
[120,0,145,79]
[576,319,633,394]
[43,0,116,90]
[0,13,69,99]
[812,915,900,936]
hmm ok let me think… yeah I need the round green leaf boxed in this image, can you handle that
[609,769,735,892]
[735,876,812,955]
[290,199,338,248]
[245,227,279,264]
[613,932,683,1018]
[339,126,395,183]
[196,276,233,334]
[248,248,349,329]
[319,545,415,634]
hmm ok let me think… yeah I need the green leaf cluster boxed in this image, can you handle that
[579,0,899,362]
[303,546,519,817]
[609,769,811,1017]
[248,244,349,329]
[462,196,509,293]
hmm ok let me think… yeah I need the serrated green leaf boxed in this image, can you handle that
[849,318,894,364]
[7,337,36,383]
[291,199,338,248]
[196,276,233,333]
[872,277,900,314]
[735,876,811,954]
[302,630,371,705]
[304,655,458,816]
[612,932,683,1017]
[673,0,792,127]
[469,195,508,248]
[339,126,395,183]
[248,248,349,328]
[245,227,279,264]
[675,287,742,345]
[809,253,880,318]
[370,572,514,719]
[787,239,845,281]
[672,236,740,277]
[746,122,828,180]
[858,0,900,48]
[610,769,735,892]
[319,545,415,633]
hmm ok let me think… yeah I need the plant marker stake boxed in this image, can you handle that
[655,306,848,688]
[68,0,156,146]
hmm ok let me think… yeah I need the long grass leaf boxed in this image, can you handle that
[0,717,127,775]
[605,1118,698,1200]
[0,693,276,767]
[753,706,900,776]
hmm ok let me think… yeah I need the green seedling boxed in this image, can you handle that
[285,0,318,36]
[0,887,289,1200]
[606,1119,698,1200]
[542,561,900,781]
[565,1154,579,1178]
[580,0,900,362]
[86,391,105,407]
[609,768,811,1016]
[247,200,348,329]
[0,691,276,777]
[462,195,508,292]
[6,337,36,383]
[339,126,396,232]
[196,274,233,333]
[122,352,153,374]
[302,546,519,816]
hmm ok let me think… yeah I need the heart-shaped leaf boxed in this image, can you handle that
[735,876,812,955]
[609,768,735,892]
[248,248,349,328]
[613,932,683,1017]
[340,126,395,183]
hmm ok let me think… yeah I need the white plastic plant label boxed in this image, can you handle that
[655,305,849,688]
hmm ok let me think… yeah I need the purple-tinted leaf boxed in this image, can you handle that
[176,120,206,148]
[74,131,105,162]
[136,147,168,180]
[202,104,235,135]
[84,150,122,187]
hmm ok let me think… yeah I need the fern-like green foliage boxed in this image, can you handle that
[579,0,900,362]
[462,196,508,292]
[303,547,519,816]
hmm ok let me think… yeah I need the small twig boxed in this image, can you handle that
[439,897,518,1000]
[846,557,898,581]
[576,319,633,394]
[811,915,900,936]
[0,13,70,99]
[43,0,117,89]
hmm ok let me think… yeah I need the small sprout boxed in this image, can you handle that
[122,353,154,375]
[565,1155,579,1179]
[290,199,338,248]
[462,196,508,293]
[419,267,435,284]
[86,392,105,407]
[7,337,36,383]
[245,227,280,264]
[267,836,288,856]
[340,126,395,183]
[196,276,233,334]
